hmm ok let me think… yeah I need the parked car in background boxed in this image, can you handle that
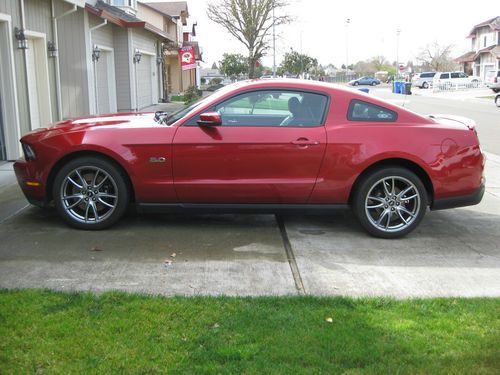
[349,77,381,86]
[433,72,481,89]
[14,80,485,238]
[413,72,436,89]
[485,69,500,93]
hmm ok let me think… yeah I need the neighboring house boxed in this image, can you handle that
[144,1,201,94]
[456,16,500,80]
[0,0,191,161]
[200,68,225,84]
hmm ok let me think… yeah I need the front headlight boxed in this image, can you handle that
[21,143,36,161]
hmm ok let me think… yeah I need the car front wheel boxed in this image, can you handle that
[353,167,428,238]
[496,95,500,107]
[422,82,429,89]
[53,156,130,229]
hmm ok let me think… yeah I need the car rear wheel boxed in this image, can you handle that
[353,167,428,238]
[353,81,359,86]
[53,157,129,230]
[371,81,377,86]
[493,88,500,93]
[496,95,500,107]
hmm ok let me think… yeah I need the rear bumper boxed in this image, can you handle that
[431,184,485,211]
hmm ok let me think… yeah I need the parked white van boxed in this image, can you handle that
[433,72,481,90]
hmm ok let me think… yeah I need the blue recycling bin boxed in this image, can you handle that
[392,81,404,94]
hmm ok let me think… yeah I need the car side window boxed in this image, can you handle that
[213,90,328,127]
[440,73,449,79]
[451,73,460,79]
[459,72,467,78]
[347,100,397,122]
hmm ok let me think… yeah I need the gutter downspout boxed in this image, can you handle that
[89,19,108,114]
[19,0,30,127]
[52,1,78,121]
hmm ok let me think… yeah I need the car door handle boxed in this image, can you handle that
[292,138,320,146]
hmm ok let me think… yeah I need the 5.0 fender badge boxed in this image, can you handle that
[149,157,167,163]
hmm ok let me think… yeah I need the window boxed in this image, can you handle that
[347,100,397,122]
[459,72,467,78]
[421,72,435,78]
[450,72,460,79]
[484,36,487,47]
[440,73,450,79]
[211,90,328,127]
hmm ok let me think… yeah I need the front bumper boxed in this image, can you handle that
[431,183,485,211]
[13,159,49,207]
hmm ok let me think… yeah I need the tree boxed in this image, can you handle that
[371,55,388,71]
[207,0,290,78]
[279,49,318,76]
[416,42,458,72]
[219,53,248,80]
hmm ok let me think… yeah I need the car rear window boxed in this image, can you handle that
[420,72,435,78]
[347,100,397,122]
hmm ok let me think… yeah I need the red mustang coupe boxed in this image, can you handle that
[14,80,485,238]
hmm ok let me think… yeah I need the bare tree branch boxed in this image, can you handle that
[207,0,291,78]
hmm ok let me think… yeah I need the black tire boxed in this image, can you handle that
[496,95,500,108]
[52,156,130,230]
[352,167,428,239]
[492,88,500,93]
[371,81,377,86]
[422,82,429,89]
[353,81,359,86]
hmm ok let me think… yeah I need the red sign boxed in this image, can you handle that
[179,46,196,71]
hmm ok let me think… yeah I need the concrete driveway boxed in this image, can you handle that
[1,157,499,298]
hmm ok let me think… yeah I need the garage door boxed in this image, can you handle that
[0,93,5,160]
[96,51,115,114]
[137,54,152,110]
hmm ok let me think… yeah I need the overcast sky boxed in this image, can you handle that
[149,0,497,68]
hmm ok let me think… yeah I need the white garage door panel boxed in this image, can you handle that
[96,52,110,114]
[137,54,152,109]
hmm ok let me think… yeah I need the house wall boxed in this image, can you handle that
[57,6,90,118]
[25,0,57,124]
[113,27,132,111]
[136,4,163,31]
[475,27,496,51]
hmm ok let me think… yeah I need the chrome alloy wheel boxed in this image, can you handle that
[364,176,421,233]
[60,166,118,224]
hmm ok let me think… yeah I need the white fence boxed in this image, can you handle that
[432,80,485,92]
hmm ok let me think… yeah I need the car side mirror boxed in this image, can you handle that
[197,112,221,127]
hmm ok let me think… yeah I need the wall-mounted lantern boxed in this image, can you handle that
[47,41,58,58]
[14,27,28,49]
[133,49,142,64]
[92,45,101,62]
[156,55,163,65]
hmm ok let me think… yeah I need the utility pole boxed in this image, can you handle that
[396,28,401,78]
[345,18,351,80]
[272,6,276,78]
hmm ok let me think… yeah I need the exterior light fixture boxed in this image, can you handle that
[47,41,58,58]
[156,55,163,65]
[14,27,28,49]
[92,45,101,62]
[133,49,142,64]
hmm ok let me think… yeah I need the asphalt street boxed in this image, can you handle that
[0,91,499,298]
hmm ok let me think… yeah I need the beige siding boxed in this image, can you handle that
[90,15,113,48]
[113,27,132,111]
[132,28,157,54]
[0,1,29,135]
[136,4,163,30]
[25,0,57,126]
[57,7,90,118]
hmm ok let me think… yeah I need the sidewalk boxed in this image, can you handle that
[412,87,493,102]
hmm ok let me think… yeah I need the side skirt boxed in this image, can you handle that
[136,203,350,215]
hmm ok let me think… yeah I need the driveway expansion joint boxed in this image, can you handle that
[276,215,306,295]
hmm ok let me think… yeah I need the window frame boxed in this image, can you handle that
[347,99,398,123]
[181,88,331,128]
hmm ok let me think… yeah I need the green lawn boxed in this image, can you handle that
[0,290,499,374]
